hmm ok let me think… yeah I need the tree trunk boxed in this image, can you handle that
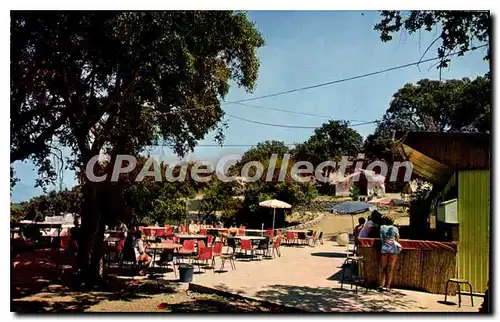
[75,181,105,288]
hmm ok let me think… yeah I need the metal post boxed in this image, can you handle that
[272,208,276,233]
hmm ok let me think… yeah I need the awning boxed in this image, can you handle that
[399,143,454,185]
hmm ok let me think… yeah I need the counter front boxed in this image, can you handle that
[357,238,458,294]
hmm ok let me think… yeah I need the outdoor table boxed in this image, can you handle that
[228,235,267,247]
[230,236,266,240]
[286,230,310,233]
[104,237,120,243]
[175,234,209,244]
[146,243,183,275]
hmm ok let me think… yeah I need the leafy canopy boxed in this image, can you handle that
[374,11,490,68]
[293,120,363,167]
[11,11,265,187]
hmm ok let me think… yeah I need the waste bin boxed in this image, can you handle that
[178,264,194,283]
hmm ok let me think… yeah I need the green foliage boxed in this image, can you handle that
[230,140,290,176]
[349,186,360,201]
[378,77,491,133]
[10,204,25,222]
[10,11,265,188]
[293,120,363,167]
[374,11,490,67]
[199,180,239,217]
[10,186,82,222]
[363,75,491,170]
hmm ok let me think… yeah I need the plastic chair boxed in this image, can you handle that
[192,247,214,273]
[178,240,196,262]
[198,240,206,249]
[199,228,208,235]
[307,231,317,246]
[256,237,271,258]
[286,232,297,245]
[227,237,237,254]
[240,239,255,261]
[272,237,281,258]
[213,242,223,257]
[264,229,274,238]
[156,250,177,277]
[207,235,213,246]
[238,226,246,236]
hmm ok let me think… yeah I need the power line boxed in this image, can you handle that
[225,113,378,129]
[231,101,370,122]
[155,45,487,119]
[152,143,299,148]
[223,44,488,104]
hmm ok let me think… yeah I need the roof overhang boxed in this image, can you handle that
[397,143,454,185]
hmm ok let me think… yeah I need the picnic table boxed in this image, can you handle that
[286,229,311,233]
[230,235,267,240]
[175,234,209,243]
[146,243,183,275]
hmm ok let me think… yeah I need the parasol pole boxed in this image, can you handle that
[272,207,276,233]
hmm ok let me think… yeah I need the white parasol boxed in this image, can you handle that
[259,199,292,232]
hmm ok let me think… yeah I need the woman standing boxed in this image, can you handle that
[378,217,401,292]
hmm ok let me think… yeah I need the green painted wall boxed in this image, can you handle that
[458,170,490,293]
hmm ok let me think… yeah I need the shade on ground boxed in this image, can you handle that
[188,243,477,312]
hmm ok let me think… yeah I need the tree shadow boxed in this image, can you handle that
[208,283,428,312]
[12,277,178,313]
[253,284,429,312]
[311,252,350,258]
[158,299,264,313]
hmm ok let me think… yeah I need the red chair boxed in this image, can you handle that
[60,235,70,250]
[286,232,297,245]
[156,229,166,237]
[178,240,196,262]
[272,237,281,258]
[198,240,206,249]
[213,242,223,257]
[207,235,213,246]
[240,239,255,261]
[199,228,208,235]
[166,225,173,236]
[192,247,214,273]
[238,226,246,236]
[265,229,274,238]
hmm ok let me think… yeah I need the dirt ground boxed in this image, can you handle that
[11,278,299,313]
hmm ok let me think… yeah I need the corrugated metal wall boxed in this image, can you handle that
[458,170,490,293]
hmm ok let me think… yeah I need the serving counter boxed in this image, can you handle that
[357,238,458,294]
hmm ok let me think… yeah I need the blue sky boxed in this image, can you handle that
[11,10,490,203]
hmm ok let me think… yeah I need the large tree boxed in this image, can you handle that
[363,76,490,191]
[293,120,363,170]
[376,76,491,134]
[374,11,490,68]
[11,11,264,286]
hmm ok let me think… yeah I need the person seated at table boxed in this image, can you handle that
[116,220,128,237]
[188,220,196,234]
[133,230,152,276]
